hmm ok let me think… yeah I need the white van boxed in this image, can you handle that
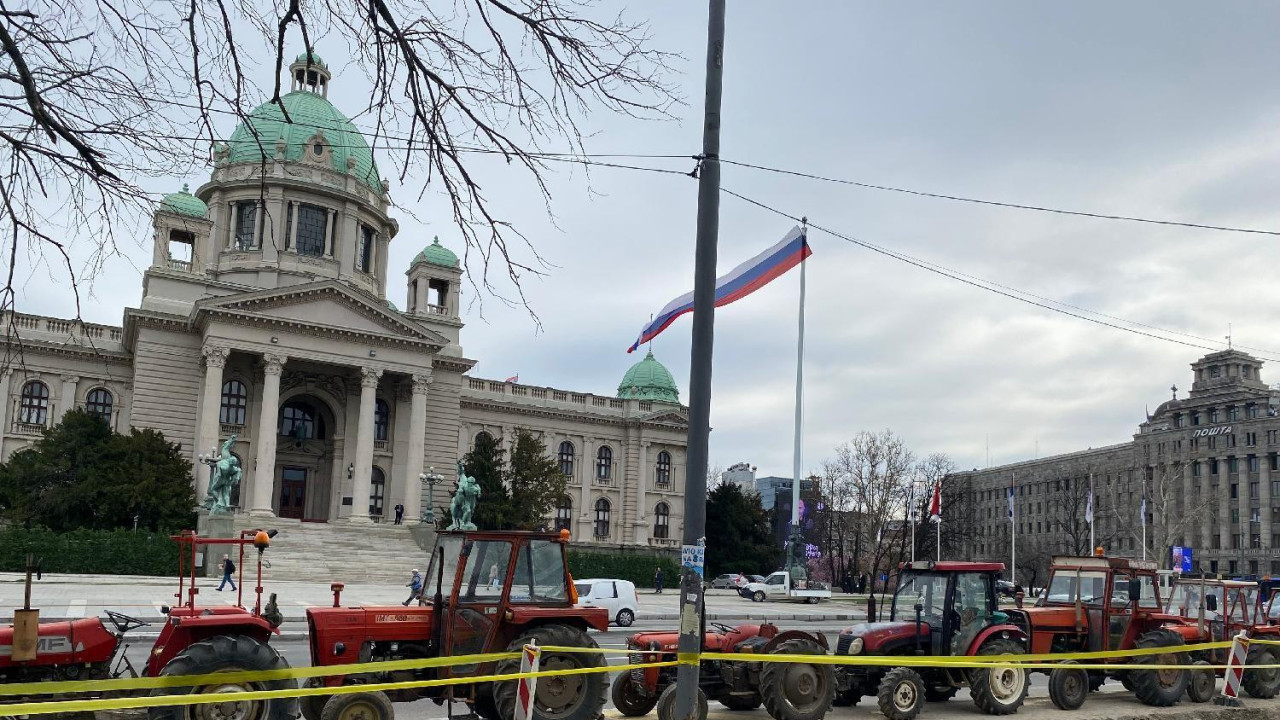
[574,578,639,627]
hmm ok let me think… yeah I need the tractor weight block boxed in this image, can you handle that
[11,608,39,662]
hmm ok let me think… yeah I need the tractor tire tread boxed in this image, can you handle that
[492,624,606,720]
[320,691,394,720]
[968,638,1028,716]
[759,637,835,720]
[1242,646,1280,699]
[1130,628,1189,707]
[611,673,659,717]
[147,634,297,720]
[876,667,925,720]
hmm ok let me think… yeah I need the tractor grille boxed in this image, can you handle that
[836,635,852,655]
[629,650,644,684]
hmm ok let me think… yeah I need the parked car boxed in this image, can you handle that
[739,571,831,603]
[709,573,747,589]
[574,578,639,627]
[745,574,766,584]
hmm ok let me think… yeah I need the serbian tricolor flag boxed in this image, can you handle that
[627,226,811,352]
[929,481,942,523]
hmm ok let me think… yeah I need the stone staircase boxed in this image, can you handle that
[232,517,434,584]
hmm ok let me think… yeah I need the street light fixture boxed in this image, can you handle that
[419,466,445,525]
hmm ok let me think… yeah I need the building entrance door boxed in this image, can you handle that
[280,467,307,519]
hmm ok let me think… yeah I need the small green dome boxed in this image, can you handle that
[294,52,326,67]
[225,91,383,194]
[617,351,680,403]
[414,236,459,268]
[159,184,208,218]
[385,298,398,311]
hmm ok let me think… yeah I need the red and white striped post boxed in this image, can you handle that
[514,641,541,720]
[1214,630,1249,707]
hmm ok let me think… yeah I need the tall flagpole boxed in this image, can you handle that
[909,484,916,564]
[1011,472,1017,588]
[1088,473,1095,552]
[788,227,807,576]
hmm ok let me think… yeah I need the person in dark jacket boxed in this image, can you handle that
[217,554,236,591]
[653,567,664,594]
[394,504,405,525]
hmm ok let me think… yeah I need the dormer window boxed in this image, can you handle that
[312,142,324,157]
[1211,365,1221,378]
[358,224,375,273]
[286,202,329,257]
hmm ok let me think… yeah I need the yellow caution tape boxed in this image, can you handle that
[702,639,1235,665]
[676,652,701,665]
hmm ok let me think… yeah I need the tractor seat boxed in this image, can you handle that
[722,624,763,649]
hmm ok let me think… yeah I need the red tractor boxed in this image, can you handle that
[0,529,296,720]
[830,561,1029,720]
[303,529,610,720]
[1160,577,1280,702]
[610,619,834,720]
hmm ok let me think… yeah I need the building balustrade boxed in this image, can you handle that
[11,421,44,436]
[220,422,245,436]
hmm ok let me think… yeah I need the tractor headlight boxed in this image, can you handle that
[846,638,864,655]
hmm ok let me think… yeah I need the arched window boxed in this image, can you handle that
[220,380,247,425]
[596,446,613,480]
[653,502,670,539]
[19,381,49,425]
[85,388,113,422]
[656,451,672,487]
[594,498,611,538]
[374,399,390,442]
[280,400,325,440]
[558,441,575,476]
[555,496,573,531]
[370,466,386,517]
[475,430,494,447]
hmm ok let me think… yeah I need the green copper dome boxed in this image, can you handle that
[224,91,383,194]
[617,351,680,403]
[295,52,326,67]
[159,184,208,218]
[414,236,459,268]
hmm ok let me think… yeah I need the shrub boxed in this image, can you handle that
[0,528,181,576]
[567,550,681,588]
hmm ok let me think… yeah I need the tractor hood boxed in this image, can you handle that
[838,621,930,653]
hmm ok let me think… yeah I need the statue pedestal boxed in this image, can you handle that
[197,511,236,577]
[409,524,437,553]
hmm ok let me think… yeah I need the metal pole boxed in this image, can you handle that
[789,243,806,575]
[1089,472,1095,552]
[1011,472,1017,588]
[675,2,725,719]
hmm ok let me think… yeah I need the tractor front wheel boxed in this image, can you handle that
[147,635,297,720]
[876,668,925,720]
[493,624,607,720]
[759,638,835,720]
[1130,628,1189,707]
[1243,645,1280,699]
[968,638,1028,715]
[321,692,393,720]
[1048,664,1088,711]
[1187,660,1215,703]
[656,684,706,720]
[611,673,658,717]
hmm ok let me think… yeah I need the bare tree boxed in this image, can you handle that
[824,430,915,590]
[1136,460,1213,568]
[0,0,678,331]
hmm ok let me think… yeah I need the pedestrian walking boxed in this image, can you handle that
[403,568,423,606]
[394,503,404,525]
[216,554,236,591]
[653,566,664,594]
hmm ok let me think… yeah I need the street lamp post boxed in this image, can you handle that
[419,467,445,525]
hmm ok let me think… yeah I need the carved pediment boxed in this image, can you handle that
[644,411,689,426]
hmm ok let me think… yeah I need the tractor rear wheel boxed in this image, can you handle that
[876,667,925,720]
[759,637,835,720]
[300,678,331,720]
[492,624,606,720]
[1242,645,1280,699]
[1130,628,1189,707]
[147,634,297,720]
[1187,660,1215,703]
[611,673,659,716]
[320,691,393,720]
[1048,665,1088,711]
[968,638,1028,715]
[656,684,706,720]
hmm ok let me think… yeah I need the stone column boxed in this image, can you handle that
[287,202,299,251]
[1219,458,1232,556]
[416,277,427,312]
[1200,463,1213,557]
[633,441,650,544]
[326,208,337,257]
[401,372,432,521]
[347,367,383,523]
[1239,456,1251,564]
[249,354,287,517]
[1261,455,1272,549]
[57,375,79,422]
[195,345,229,500]
[0,369,11,431]
[577,436,591,536]
[252,199,265,249]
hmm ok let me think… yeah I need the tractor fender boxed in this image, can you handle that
[145,615,277,676]
[967,624,1027,654]
[761,630,829,655]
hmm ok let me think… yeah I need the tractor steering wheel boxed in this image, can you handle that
[104,610,149,635]
[710,622,734,633]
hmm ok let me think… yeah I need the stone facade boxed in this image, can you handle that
[953,349,1280,578]
[0,56,687,551]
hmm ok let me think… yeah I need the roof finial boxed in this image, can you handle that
[433,235,440,245]
[182,183,189,193]
[1171,384,1178,400]
[1226,323,1233,349]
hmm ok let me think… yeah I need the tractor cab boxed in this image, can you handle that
[1163,578,1256,639]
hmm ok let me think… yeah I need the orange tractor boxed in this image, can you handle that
[1161,576,1280,701]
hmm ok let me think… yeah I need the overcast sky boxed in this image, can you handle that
[17,2,1280,478]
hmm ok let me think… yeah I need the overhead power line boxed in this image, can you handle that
[719,185,1280,364]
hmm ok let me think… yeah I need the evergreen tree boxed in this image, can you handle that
[506,430,568,531]
[0,409,195,531]
[461,432,510,530]
[705,483,777,577]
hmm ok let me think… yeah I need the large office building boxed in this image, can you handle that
[0,55,688,550]
[952,349,1280,577]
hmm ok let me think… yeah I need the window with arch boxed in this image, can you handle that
[19,380,48,425]
[475,430,494,448]
[220,380,248,425]
[558,441,575,476]
[653,502,670,539]
[280,400,326,440]
[656,451,672,487]
[594,498,611,538]
[374,399,390,442]
[555,496,573,531]
[596,446,613,480]
[370,466,386,517]
[85,388,113,422]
